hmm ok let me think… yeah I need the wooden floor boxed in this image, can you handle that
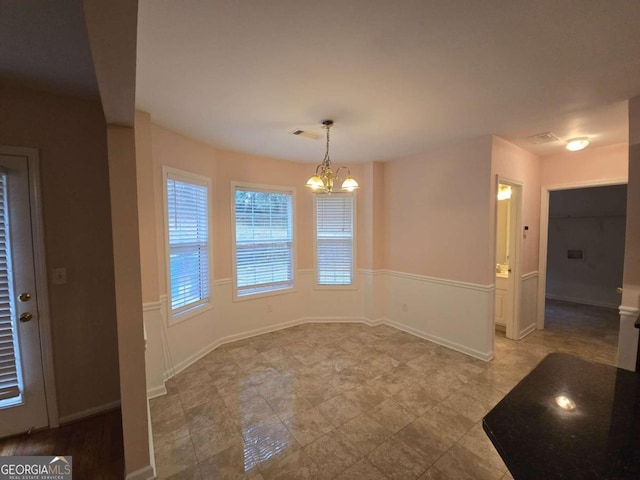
[0,408,124,479]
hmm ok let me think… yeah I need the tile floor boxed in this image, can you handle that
[150,299,619,479]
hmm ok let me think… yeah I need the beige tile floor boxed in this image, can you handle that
[150,299,619,479]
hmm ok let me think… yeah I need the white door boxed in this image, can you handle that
[0,153,48,437]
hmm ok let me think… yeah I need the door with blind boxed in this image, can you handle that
[0,153,48,437]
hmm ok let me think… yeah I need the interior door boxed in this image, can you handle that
[0,153,48,437]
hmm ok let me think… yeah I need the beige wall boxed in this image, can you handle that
[491,136,541,275]
[135,111,159,304]
[106,125,150,475]
[139,120,375,295]
[540,142,628,186]
[382,136,494,285]
[0,86,120,418]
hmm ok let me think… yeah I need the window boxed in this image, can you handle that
[315,194,354,285]
[164,168,211,320]
[0,172,22,406]
[232,183,294,298]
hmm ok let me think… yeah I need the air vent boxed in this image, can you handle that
[290,129,321,140]
[528,132,560,144]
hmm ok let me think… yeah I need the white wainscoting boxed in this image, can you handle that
[383,270,495,361]
[125,465,155,480]
[143,300,167,398]
[617,305,639,371]
[519,271,538,338]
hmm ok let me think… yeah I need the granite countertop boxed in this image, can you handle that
[483,353,640,479]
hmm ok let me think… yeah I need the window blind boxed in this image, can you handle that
[316,194,354,285]
[167,176,210,315]
[234,188,293,296]
[0,172,21,402]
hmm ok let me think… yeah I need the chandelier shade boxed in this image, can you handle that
[305,120,359,194]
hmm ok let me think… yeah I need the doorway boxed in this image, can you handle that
[538,184,626,363]
[0,147,56,438]
[494,179,523,340]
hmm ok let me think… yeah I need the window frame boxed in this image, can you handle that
[162,166,213,325]
[314,192,357,290]
[231,181,296,301]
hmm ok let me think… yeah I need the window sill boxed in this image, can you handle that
[314,284,358,291]
[232,286,296,303]
[168,302,213,327]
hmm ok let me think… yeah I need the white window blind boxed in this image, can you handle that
[0,172,21,402]
[234,187,293,297]
[166,174,210,316]
[316,194,354,285]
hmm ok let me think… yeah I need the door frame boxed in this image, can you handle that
[536,177,628,330]
[0,145,58,428]
[494,176,524,340]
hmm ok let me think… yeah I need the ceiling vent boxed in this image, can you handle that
[290,129,321,140]
[527,132,560,144]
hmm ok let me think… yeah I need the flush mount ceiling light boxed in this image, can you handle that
[565,137,590,152]
[306,120,359,194]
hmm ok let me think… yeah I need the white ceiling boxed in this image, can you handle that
[136,0,640,163]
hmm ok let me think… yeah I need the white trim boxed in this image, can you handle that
[147,385,167,399]
[619,305,640,316]
[142,301,162,313]
[153,310,497,393]
[300,316,374,325]
[0,146,59,428]
[519,323,537,339]
[162,166,213,327]
[617,305,639,371]
[358,268,376,277]
[522,271,538,281]
[537,177,628,330]
[169,317,303,377]
[384,318,494,361]
[382,269,493,292]
[230,181,297,302]
[125,465,155,480]
[59,399,121,425]
[147,398,156,478]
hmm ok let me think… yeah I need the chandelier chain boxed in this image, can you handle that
[324,123,331,164]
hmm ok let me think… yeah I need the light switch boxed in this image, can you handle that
[52,268,67,285]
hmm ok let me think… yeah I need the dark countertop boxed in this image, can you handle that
[483,353,640,480]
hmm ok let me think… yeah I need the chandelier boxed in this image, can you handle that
[305,120,359,194]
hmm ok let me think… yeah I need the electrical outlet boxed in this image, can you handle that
[402,303,408,312]
[52,268,67,285]
[267,304,273,313]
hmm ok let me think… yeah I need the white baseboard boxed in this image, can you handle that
[147,384,167,399]
[169,317,305,378]
[126,465,155,480]
[545,294,619,309]
[59,399,121,425]
[300,316,374,325]
[384,318,494,361]
[149,313,498,400]
[519,323,536,339]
